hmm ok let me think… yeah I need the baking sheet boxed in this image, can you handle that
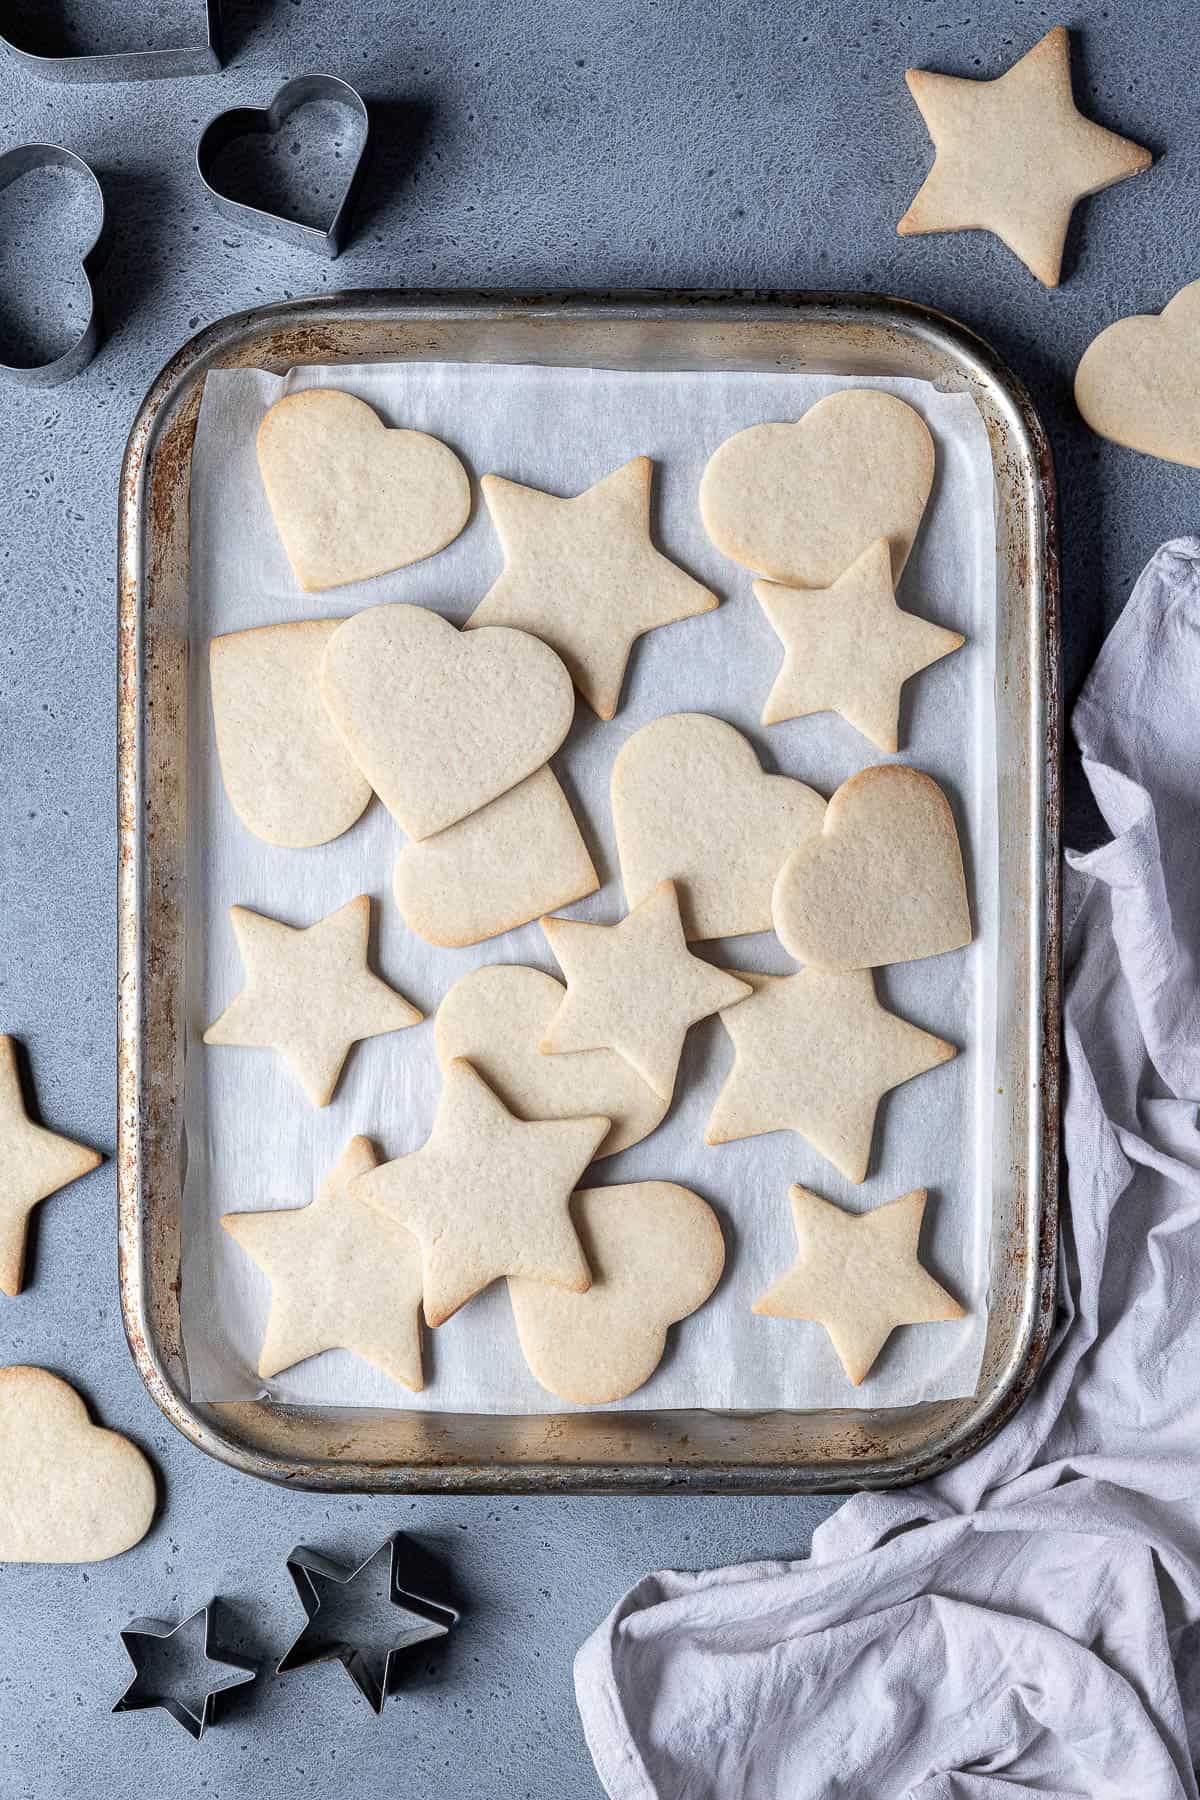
[182,359,997,1413]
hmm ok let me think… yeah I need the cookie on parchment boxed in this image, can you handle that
[753,1185,964,1385]
[508,1182,725,1404]
[772,764,970,970]
[222,1137,425,1390]
[210,620,372,848]
[699,389,935,588]
[393,767,598,947]
[256,389,470,591]
[320,602,575,840]
[611,713,825,940]
[0,1035,101,1298]
[435,964,668,1159]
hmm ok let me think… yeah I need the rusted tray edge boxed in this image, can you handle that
[116,289,1060,1494]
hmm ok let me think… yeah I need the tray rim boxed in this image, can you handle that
[116,287,1061,1494]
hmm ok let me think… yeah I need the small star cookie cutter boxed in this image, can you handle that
[0,144,110,387]
[277,1533,458,1714]
[113,1601,257,1740]
[0,3,222,82]
[196,73,370,259]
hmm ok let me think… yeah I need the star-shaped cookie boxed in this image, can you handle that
[467,457,717,719]
[753,1185,965,1384]
[351,1059,608,1327]
[221,1137,424,1390]
[754,537,964,753]
[0,1034,101,1296]
[540,880,752,1100]
[705,968,955,1183]
[203,895,421,1108]
[898,26,1151,287]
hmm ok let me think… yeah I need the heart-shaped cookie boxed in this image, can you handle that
[321,603,575,840]
[435,964,667,1157]
[612,713,825,940]
[699,389,935,587]
[772,764,970,969]
[1075,280,1200,470]
[507,1183,725,1403]
[257,389,470,591]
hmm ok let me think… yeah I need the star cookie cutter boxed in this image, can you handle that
[196,73,370,258]
[0,1,222,82]
[277,1534,458,1714]
[113,1601,257,1740]
[0,144,110,386]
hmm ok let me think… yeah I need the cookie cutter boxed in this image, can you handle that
[113,1601,257,1740]
[0,144,110,386]
[196,74,370,259]
[0,3,222,82]
[277,1534,458,1713]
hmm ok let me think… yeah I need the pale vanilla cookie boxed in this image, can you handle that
[256,389,470,591]
[209,621,372,848]
[508,1183,725,1404]
[203,895,421,1108]
[352,1059,608,1328]
[898,26,1151,288]
[1075,281,1200,469]
[755,538,964,753]
[540,880,752,1101]
[753,1185,964,1385]
[611,713,825,940]
[699,389,935,588]
[393,767,598,947]
[0,1035,101,1297]
[435,965,668,1159]
[706,969,956,1182]
[0,1366,156,1562]
[222,1137,424,1390]
[772,765,970,970]
[320,602,574,840]
[467,457,717,720]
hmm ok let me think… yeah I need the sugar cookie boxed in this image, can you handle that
[0,1035,101,1297]
[1075,280,1200,470]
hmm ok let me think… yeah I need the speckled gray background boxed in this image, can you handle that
[0,2,1195,1794]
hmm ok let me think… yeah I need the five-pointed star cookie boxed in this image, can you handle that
[467,456,717,720]
[753,1185,965,1384]
[352,1058,608,1327]
[222,1137,425,1389]
[203,895,421,1108]
[897,26,1151,287]
[540,879,752,1100]
[0,1034,101,1296]
[754,537,964,753]
[705,967,956,1183]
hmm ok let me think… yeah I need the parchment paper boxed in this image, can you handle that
[182,359,997,1413]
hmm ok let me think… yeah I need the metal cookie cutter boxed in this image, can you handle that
[0,144,110,386]
[196,73,370,259]
[0,2,222,82]
[113,1602,257,1740]
[277,1534,458,1713]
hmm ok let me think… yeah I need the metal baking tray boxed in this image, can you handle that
[117,291,1059,1494]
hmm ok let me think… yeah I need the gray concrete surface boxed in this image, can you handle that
[0,2,1195,1794]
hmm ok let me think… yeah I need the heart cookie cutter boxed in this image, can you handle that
[0,144,110,386]
[196,73,370,258]
[0,1,222,82]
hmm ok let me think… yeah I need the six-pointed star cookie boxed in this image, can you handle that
[705,968,956,1183]
[466,456,717,719]
[540,880,752,1100]
[753,1185,965,1384]
[203,895,421,1108]
[754,537,964,752]
[897,26,1151,287]
[222,1137,425,1389]
[352,1058,608,1326]
[0,1034,101,1296]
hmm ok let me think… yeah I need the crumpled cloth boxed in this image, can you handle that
[575,537,1200,1799]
